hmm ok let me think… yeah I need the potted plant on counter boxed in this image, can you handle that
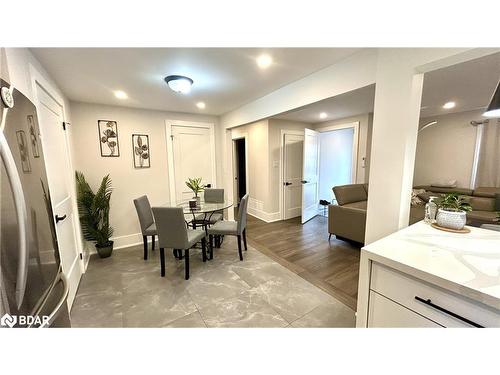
[434,193,472,230]
[75,171,114,258]
[185,177,205,206]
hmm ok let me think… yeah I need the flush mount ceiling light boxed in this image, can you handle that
[442,101,456,109]
[257,54,273,69]
[483,81,500,118]
[319,112,328,119]
[164,75,193,94]
[114,90,128,99]
[196,102,206,109]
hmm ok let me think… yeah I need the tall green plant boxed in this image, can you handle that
[75,171,114,247]
[434,193,472,212]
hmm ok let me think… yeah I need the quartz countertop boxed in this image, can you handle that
[362,221,500,311]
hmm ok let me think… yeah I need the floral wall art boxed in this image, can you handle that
[27,114,40,158]
[98,120,120,157]
[16,130,31,173]
[132,134,150,168]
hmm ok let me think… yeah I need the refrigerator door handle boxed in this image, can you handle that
[38,271,69,328]
[0,131,29,308]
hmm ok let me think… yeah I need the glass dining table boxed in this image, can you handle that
[171,199,233,230]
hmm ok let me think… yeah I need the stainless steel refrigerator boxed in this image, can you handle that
[0,77,70,328]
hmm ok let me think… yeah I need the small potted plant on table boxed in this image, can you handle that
[434,192,472,231]
[186,177,205,207]
[75,171,114,258]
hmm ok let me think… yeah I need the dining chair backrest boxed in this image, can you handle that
[133,195,154,235]
[204,188,224,203]
[152,207,189,249]
[237,193,249,234]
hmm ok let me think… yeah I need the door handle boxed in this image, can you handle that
[301,180,308,184]
[55,214,67,223]
[284,182,292,186]
[0,132,29,309]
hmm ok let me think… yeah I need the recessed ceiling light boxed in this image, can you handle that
[196,102,206,109]
[442,101,456,109]
[257,54,273,69]
[164,75,193,94]
[114,90,128,99]
[319,112,328,119]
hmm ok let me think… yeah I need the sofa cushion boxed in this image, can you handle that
[333,184,368,206]
[343,200,367,210]
[417,192,442,203]
[466,211,499,223]
[473,187,500,198]
[469,196,495,212]
[426,186,473,195]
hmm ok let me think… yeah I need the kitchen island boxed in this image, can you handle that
[356,221,500,327]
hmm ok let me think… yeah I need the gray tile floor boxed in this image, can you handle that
[70,237,355,328]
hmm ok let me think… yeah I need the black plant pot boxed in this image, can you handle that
[95,241,114,258]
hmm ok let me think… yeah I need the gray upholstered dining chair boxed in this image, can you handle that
[194,188,224,225]
[152,207,207,280]
[207,193,249,261]
[133,195,157,260]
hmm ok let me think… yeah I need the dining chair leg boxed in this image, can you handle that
[143,235,148,260]
[243,229,247,251]
[209,235,214,260]
[237,235,243,261]
[184,249,190,280]
[152,235,155,251]
[160,248,165,277]
[201,238,207,262]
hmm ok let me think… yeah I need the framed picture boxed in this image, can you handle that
[16,130,31,173]
[132,134,151,168]
[98,120,120,157]
[27,114,40,158]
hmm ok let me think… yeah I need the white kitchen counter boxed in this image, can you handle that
[356,221,500,327]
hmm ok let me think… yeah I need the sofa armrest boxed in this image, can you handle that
[328,204,367,244]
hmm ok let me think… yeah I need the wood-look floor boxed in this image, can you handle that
[245,214,361,310]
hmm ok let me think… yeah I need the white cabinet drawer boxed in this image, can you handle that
[368,291,442,327]
[370,262,500,327]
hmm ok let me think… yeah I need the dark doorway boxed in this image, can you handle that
[234,138,247,204]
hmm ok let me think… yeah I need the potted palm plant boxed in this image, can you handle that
[434,193,472,230]
[75,171,114,258]
[185,177,205,206]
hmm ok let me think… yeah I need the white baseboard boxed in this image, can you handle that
[247,197,281,223]
[110,232,152,250]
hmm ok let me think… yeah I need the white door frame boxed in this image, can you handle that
[231,132,249,206]
[279,129,306,220]
[28,64,86,275]
[165,119,217,205]
[317,121,360,184]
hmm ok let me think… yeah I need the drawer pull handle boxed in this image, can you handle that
[414,296,484,328]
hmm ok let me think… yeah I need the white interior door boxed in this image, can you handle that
[283,133,304,219]
[301,128,320,223]
[170,123,216,203]
[36,84,82,308]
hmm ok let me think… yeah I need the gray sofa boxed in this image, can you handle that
[328,184,500,245]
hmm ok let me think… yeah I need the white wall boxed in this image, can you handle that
[313,113,372,184]
[70,101,218,249]
[413,110,482,188]
[230,120,270,220]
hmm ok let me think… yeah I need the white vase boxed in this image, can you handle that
[436,208,467,230]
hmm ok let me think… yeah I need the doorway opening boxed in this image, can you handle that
[232,137,248,206]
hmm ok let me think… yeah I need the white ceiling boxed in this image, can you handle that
[30,48,360,115]
[275,85,376,123]
[273,52,500,124]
